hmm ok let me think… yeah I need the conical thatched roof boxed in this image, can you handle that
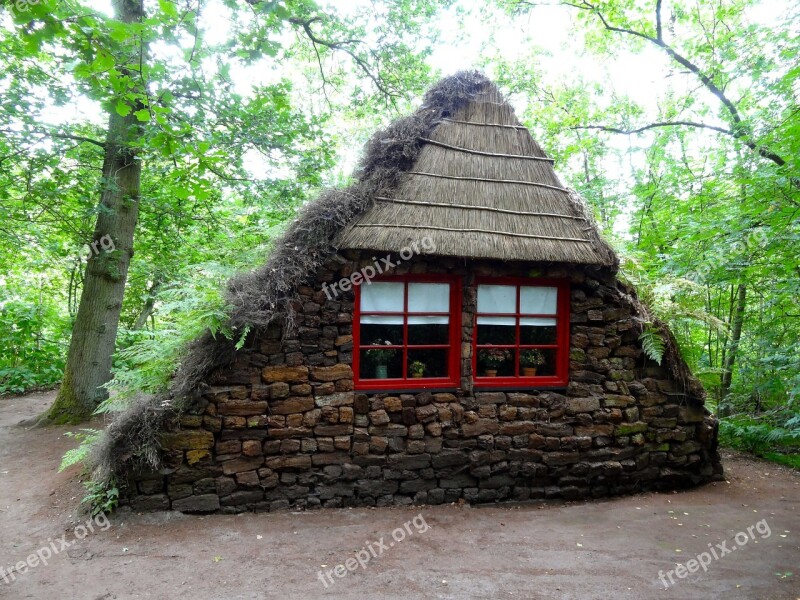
[337,80,617,266]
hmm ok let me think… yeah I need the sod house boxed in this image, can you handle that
[102,71,723,513]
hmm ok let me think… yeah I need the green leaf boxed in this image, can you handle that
[639,325,665,365]
[159,0,179,18]
[115,101,131,117]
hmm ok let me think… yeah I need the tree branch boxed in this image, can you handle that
[573,121,733,136]
[560,0,793,175]
[50,132,106,149]
[288,17,398,100]
[0,128,105,149]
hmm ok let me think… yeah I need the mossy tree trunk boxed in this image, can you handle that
[41,0,145,425]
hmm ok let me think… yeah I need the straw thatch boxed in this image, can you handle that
[337,84,618,266]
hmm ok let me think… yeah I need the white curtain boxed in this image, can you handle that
[360,282,404,312]
[520,286,557,315]
[408,283,449,313]
[477,285,516,313]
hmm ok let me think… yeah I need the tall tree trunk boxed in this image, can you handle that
[720,283,747,403]
[39,0,145,425]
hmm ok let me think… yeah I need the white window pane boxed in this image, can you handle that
[520,317,557,326]
[361,314,404,325]
[408,283,449,313]
[360,282,404,312]
[520,286,557,315]
[477,285,516,314]
[408,315,449,325]
[477,315,516,326]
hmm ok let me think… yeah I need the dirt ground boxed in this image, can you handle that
[1,391,798,600]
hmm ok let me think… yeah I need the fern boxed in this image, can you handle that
[59,429,102,473]
[720,412,800,456]
[639,325,665,365]
[82,477,119,516]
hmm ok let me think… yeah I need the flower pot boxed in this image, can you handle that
[375,365,388,379]
[411,372,423,378]
[523,367,537,377]
[484,369,498,377]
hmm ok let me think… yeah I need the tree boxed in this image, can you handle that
[43,0,147,424]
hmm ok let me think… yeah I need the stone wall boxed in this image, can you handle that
[123,253,723,513]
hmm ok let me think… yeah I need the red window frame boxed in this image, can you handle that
[472,277,570,388]
[353,274,462,391]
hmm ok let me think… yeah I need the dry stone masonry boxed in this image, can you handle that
[123,253,723,513]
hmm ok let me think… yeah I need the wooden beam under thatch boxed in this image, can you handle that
[374,197,587,220]
[408,171,571,193]
[351,223,595,243]
[440,117,527,130]
[418,137,555,162]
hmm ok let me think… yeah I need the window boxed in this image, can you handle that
[353,275,461,390]
[473,278,570,387]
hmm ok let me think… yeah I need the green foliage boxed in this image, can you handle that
[762,453,800,469]
[639,325,666,365]
[82,477,120,516]
[0,296,68,394]
[59,429,102,473]
[103,261,239,405]
[409,360,426,375]
[59,428,119,513]
[719,412,800,465]
[520,348,546,368]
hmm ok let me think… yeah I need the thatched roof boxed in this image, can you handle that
[337,81,617,266]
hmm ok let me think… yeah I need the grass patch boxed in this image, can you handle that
[761,452,800,469]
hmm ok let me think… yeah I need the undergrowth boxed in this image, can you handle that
[719,411,800,468]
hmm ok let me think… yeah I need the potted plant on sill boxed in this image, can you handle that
[365,340,397,379]
[409,360,426,378]
[520,348,545,376]
[478,348,510,377]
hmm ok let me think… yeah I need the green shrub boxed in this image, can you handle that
[719,412,800,466]
[0,298,68,394]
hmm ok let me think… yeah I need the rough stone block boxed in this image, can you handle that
[310,364,353,382]
[222,457,265,475]
[271,396,315,415]
[161,430,214,451]
[566,397,601,414]
[262,366,309,383]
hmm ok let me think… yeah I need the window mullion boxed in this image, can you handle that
[515,285,521,377]
[402,282,409,379]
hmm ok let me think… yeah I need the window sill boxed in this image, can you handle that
[473,377,568,389]
[473,384,568,392]
[354,386,460,395]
